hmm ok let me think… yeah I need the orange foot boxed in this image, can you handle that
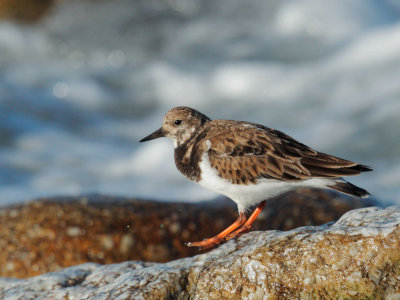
[185,212,246,250]
[186,200,267,250]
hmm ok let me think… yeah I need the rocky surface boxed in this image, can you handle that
[0,206,399,299]
[0,0,55,22]
[0,189,373,278]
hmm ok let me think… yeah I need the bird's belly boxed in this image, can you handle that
[198,153,334,212]
[197,154,296,212]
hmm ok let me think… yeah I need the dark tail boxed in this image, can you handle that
[327,180,370,198]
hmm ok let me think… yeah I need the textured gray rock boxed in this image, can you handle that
[1,206,399,299]
[0,190,372,278]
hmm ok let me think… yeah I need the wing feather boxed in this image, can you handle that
[204,121,371,184]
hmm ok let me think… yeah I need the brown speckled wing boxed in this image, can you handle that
[206,121,371,185]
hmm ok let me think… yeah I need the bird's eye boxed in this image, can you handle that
[174,120,183,126]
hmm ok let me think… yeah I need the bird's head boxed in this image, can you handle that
[139,106,210,148]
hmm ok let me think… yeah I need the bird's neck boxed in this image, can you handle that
[174,126,209,182]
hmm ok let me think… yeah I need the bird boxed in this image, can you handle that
[139,106,372,249]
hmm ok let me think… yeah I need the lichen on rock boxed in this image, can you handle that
[0,190,370,278]
[1,206,399,299]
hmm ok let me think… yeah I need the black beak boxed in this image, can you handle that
[139,127,165,142]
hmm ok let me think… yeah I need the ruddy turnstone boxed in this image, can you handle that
[140,106,372,249]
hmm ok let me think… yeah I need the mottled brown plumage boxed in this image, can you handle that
[167,116,370,186]
[203,120,371,185]
[140,106,372,249]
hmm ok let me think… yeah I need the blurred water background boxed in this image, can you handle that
[0,0,399,206]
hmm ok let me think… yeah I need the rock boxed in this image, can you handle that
[0,206,399,299]
[0,189,374,278]
[0,0,55,22]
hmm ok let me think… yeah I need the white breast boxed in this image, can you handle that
[198,152,335,213]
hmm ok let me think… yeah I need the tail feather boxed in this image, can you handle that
[305,165,369,178]
[327,180,370,198]
[299,150,372,198]
[300,149,373,178]
[348,164,373,173]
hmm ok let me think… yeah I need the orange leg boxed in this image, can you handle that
[186,212,247,249]
[224,200,266,242]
